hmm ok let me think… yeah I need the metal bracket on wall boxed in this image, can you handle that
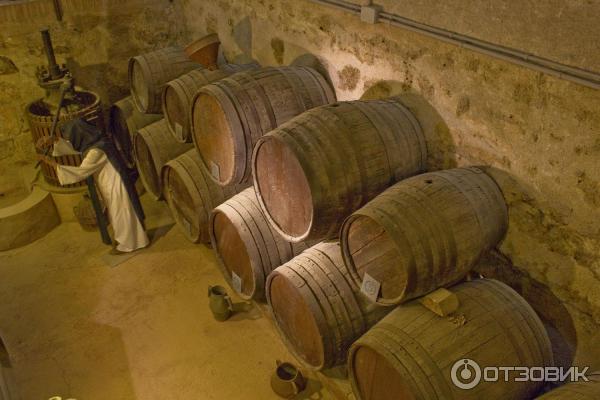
[360,5,381,24]
[311,0,600,90]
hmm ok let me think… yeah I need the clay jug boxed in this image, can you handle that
[270,360,307,398]
[208,285,233,321]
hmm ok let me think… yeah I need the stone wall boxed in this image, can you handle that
[0,0,188,195]
[179,0,600,367]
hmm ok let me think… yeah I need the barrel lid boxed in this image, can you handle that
[268,269,325,369]
[129,57,152,113]
[211,211,255,298]
[350,342,418,400]
[253,135,313,243]
[192,88,240,185]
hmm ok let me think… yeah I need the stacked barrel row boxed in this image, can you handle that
[187,63,562,398]
[113,40,565,400]
[190,64,337,293]
[107,42,261,245]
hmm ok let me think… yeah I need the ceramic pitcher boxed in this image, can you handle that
[208,285,233,321]
[270,360,307,398]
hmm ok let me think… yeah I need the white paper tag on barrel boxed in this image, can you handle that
[231,271,242,294]
[210,161,220,180]
[175,123,184,141]
[361,272,381,303]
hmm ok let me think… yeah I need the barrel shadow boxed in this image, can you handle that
[228,301,263,322]
[361,80,457,171]
[475,248,577,371]
[477,165,579,371]
[291,53,336,93]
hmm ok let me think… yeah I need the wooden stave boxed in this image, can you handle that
[133,119,192,200]
[129,46,202,114]
[347,278,554,400]
[190,66,336,186]
[266,241,390,371]
[252,98,427,243]
[340,167,508,306]
[162,64,259,144]
[209,187,307,300]
[109,96,161,168]
[162,149,240,243]
[535,374,600,399]
[162,69,228,143]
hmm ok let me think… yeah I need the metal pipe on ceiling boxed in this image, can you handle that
[310,0,600,90]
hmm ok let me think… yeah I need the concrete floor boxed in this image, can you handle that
[0,194,337,400]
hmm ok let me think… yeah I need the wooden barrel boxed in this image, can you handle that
[162,64,256,143]
[26,90,103,188]
[109,96,161,168]
[266,241,390,371]
[348,278,554,400]
[340,167,508,306]
[133,119,192,200]
[253,98,427,243]
[190,66,336,186]
[536,374,600,399]
[129,46,201,114]
[162,149,245,244]
[210,187,307,300]
[185,33,220,68]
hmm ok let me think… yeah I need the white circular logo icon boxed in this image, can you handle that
[451,358,482,390]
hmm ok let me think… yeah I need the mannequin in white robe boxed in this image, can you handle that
[51,138,149,253]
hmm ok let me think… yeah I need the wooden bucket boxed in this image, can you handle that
[210,187,307,300]
[190,66,336,186]
[348,279,554,400]
[133,119,192,200]
[162,149,244,244]
[162,64,255,143]
[536,374,600,399]
[109,96,161,168]
[340,167,508,305]
[266,241,390,371]
[129,46,201,114]
[253,98,427,243]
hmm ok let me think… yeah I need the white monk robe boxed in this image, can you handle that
[53,138,149,252]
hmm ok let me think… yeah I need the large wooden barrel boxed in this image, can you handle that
[348,278,554,400]
[340,167,508,306]
[129,46,201,114]
[133,119,192,200]
[190,66,336,186]
[162,150,245,244]
[210,187,307,300]
[162,64,256,143]
[253,98,427,243]
[109,97,161,168]
[26,90,103,188]
[266,241,390,371]
[536,374,600,399]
